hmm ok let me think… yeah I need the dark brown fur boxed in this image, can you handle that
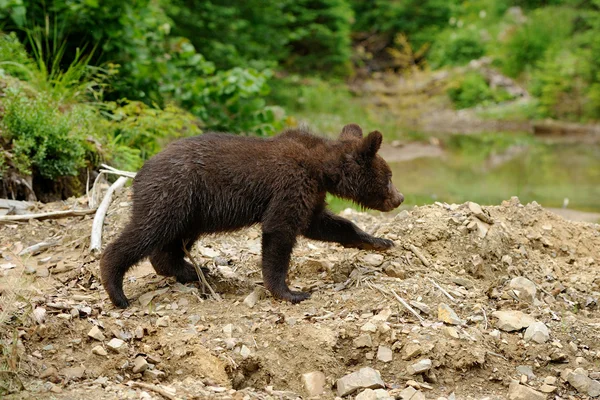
[100,124,404,308]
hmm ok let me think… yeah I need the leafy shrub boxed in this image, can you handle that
[1,88,93,179]
[447,72,513,109]
[499,7,574,77]
[429,27,486,68]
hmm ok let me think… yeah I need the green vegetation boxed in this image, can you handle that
[0,0,598,203]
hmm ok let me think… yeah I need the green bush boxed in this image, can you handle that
[429,27,486,68]
[448,72,513,109]
[1,88,93,179]
[499,7,574,77]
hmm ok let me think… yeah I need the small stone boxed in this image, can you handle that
[543,376,556,385]
[36,267,50,278]
[243,287,263,308]
[143,369,166,381]
[524,322,550,344]
[92,345,107,356]
[399,387,417,400]
[223,324,234,338]
[240,345,251,358]
[301,371,326,397]
[510,277,537,302]
[508,380,546,400]
[39,366,58,379]
[362,254,384,267]
[132,356,149,373]
[361,322,378,333]
[336,367,385,397]
[383,264,405,279]
[354,334,373,348]
[409,301,431,315]
[33,307,46,324]
[356,388,394,400]
[88,326,105,341]
[106,338,126,352]
[492,311,535,332]
[402,343,423,360]
[438,303,463,325]
[377,346,393,363]
[224,338,237,349]
[61,366,85,381]
[134,326,144,339]
[407,359,432,375]
[567,369,590,392]
[539,384,557,393]
[489,329,501,339]
[516,366,535,380]
[156,316,169,327]
[443,326,460,339]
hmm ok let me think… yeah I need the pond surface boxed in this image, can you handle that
[390,135,600,212]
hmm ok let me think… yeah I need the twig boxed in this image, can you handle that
[90,176,129,253]
[0,209,96,223]
[18,241,58,256]
[482,307,488,330]
[429,278,456,303]
[486,350,508,361]
[129,381,180,400]
[409,244,431,267]
[182,244,222,301]
[390,289,425,322]
[100,164,137,179]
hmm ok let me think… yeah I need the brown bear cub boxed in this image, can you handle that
[100,124,404,308]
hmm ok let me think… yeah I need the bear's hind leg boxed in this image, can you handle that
[150,239,202,283]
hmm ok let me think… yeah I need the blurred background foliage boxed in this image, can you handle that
[0,0,598,209]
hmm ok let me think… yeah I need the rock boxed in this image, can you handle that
[524,322,550,344]
[356,388,394,400]
[132,356,149,374]
[402,343,423,360]
[516,366,535,380]
[399,387,417,400]
[407,359,432,375]
[362,254,384,267]
[354,334,373,348]
[409,301,431,315]
[474,219,490,238]
[92,345,107,356]
[539,384,556,393]
[222,324,234,338]
[61,366,85,381]
[134,326,144,339]
[438,303,463,325]
[543,376,556,385]
[492,311,535,332]
[106,338,127,352]
[508,380,546,400]
[567,369,600,397]
[442,326,459,339]
[33,307,46,324]
[301,371,326,397]
[510,277,537,302]
[143,369,166,381]
[377,346,393,363]
[156,316,169,327]
[39,366,58,379]
[240,345,251,358]
[467,201,493,224]
[336,367,385,397]
[88,326,105,341]
[361,322,378,333]
[383,264,405,279]
[243,287,264,308]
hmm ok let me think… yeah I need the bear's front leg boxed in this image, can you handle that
[261,231,311,304]
[304,209,394,251]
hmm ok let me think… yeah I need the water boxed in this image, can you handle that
[391,136,600,212]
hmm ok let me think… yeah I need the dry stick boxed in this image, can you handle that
[18,241,58,256]
[90,176,129,253]
[390,288,425,322]
[129,381,180,400]
[100,163,137,179]
[182,244,222,302]
[0,209,97,223]
[429,278,457,303]
[409,244,431,267]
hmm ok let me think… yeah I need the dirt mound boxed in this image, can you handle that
[1,189,599,399]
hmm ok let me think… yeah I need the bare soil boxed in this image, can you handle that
[1,188,599,399]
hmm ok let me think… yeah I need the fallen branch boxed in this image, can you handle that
[0,209,96,223]
[18,241,58,256]
[100,164,137,179]
[429,278,457,303]
[90,176,129,253]
[390,289,425,322]
[129,381,180,400]
[409,244,431,267]
[182,244,222,302]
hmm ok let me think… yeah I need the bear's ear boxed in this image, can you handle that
[340,123,363,140]
[358,130,383,158]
